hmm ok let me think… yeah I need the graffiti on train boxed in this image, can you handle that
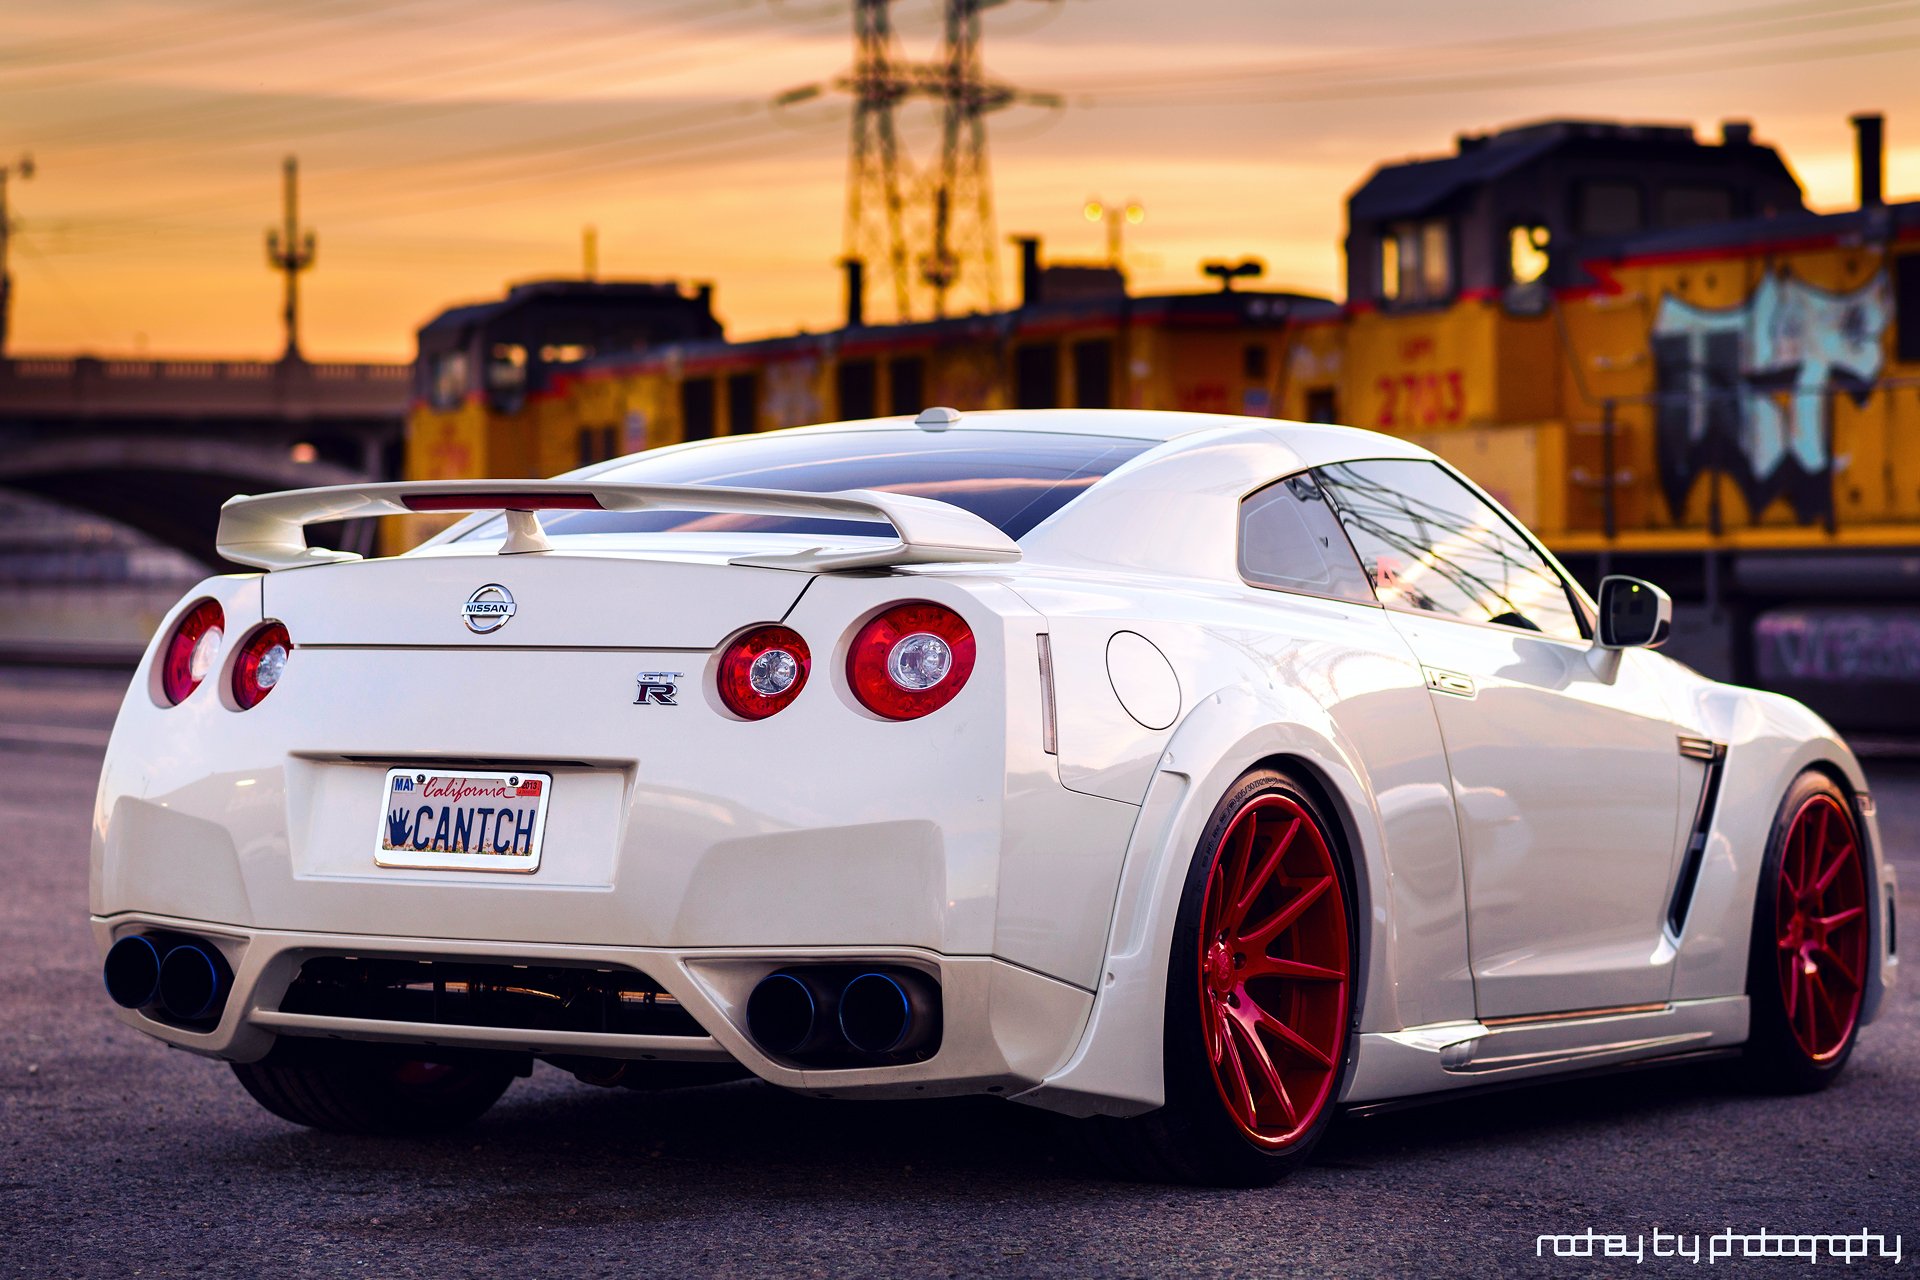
[1651,270,1890,524]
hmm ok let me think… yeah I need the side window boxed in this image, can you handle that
[1238,473,1377,604]
[1316,459,1584,640]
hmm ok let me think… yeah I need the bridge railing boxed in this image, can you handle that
[0,355,411,419]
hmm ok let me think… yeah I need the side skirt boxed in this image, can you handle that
[1342,1046,1743,1119]
[1339,995,1748,1104]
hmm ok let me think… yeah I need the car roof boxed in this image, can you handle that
[743,407,1427,456]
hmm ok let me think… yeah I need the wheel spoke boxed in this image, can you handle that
[1202,858,1229,939]
[1813,840,1857,896]
[1782,960,1800,1021]
[1239,875,1332,951]
[1798,970,1819,1046]
[1249,1002,1334,1069]
[1243,953,1345,982]
[1817,906,1865,932]
[1814,945,1862,993]
[1223,815,1260,914]
[1221,1016,1259,1126]
[1229,1013,1297,1129]
[1235,817,1300,918]
[1810,970,1843,1032]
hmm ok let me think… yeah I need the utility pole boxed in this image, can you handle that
[0,153,35,358]
[264,156,316,362]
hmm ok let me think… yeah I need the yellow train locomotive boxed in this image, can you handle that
[405,114,1920,727]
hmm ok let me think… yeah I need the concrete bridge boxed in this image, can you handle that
[0,355,409,565]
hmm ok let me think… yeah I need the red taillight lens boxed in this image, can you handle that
[160,599,225,706]
[847,602,976,721]
[717,625,811,720]
[231,622,293,710]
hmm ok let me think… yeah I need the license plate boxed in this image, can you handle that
[375,768,552,873]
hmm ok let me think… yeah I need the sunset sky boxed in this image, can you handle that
[4,0,1919,362]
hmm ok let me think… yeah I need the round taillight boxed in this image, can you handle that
[160,598,225,706]
[847,602,976,721]
[232,622,293,710]
[717,625,811,720]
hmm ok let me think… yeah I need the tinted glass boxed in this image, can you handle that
[1239,473,1376,603]
[1317,459,1584,640]
[458,429,1151,543]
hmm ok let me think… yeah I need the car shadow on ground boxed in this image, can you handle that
[224,1055,1756,1207]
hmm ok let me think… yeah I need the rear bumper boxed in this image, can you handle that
[90,913,1093,1101]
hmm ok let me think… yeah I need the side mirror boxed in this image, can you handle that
[1596,576,1672,650]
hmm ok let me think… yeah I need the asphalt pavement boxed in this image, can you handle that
[2,667,1915,1278]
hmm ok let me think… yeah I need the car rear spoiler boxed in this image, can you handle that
[215,478,1023,573]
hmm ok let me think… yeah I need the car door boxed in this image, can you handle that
[1317,458,1684,1019]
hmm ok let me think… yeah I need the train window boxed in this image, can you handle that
[888,356,925,416]
[540,344,592,364]
[1419,220,1451,299]
[1016,344,1060,408]
[1304,388,1338,423]
[575,426,618,467]
[1662,185,1733,228]
[1380,219,1452,304]
[1317,458,1584,641]
[484,344,526,413]
[486,344,525,390]
[837,359,878,419]
[1073,339,1114,408]
[1509,225,1550,285]
[1239,473,1376,603]
[680,377,717,441]
[726,372,757,435]
[1242,344,1269,381]
[428,351,468,410]
[1895,254,1920,363]
[1578,181,1643,237]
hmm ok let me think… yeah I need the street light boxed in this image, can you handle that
[1083,196,1144,268]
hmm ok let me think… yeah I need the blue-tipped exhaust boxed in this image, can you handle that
[745,970,839,1058]
[157,942,231,1023]
[103,935,163,1009]
[838,970,937,1057]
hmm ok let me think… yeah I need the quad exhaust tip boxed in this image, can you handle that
[103,934,163,1009]
[745,966,940,1065]
[102,933,232,1025]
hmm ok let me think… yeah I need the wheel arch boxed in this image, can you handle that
[1673,684,1894,1023]
[1010,681,1407,1118]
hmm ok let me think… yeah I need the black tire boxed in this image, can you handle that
[232,1041,517,1135]
[1084,766,1359,1186]
[1742,770,1871,1094]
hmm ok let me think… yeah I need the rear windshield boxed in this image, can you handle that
[456,429,1150,543]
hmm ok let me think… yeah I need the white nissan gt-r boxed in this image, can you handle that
[91,409,1898,1185]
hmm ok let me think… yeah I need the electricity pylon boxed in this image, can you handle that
[265,156,316,361]
[779,0,1058,323]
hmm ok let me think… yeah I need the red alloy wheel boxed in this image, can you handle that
[1196,793,1350,1148]
[1774,793,1869,1062]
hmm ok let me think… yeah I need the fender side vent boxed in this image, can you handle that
[1666,741,1727,936]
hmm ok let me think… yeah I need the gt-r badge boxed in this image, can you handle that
[462,583,516,634]
[634,672,682,705]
